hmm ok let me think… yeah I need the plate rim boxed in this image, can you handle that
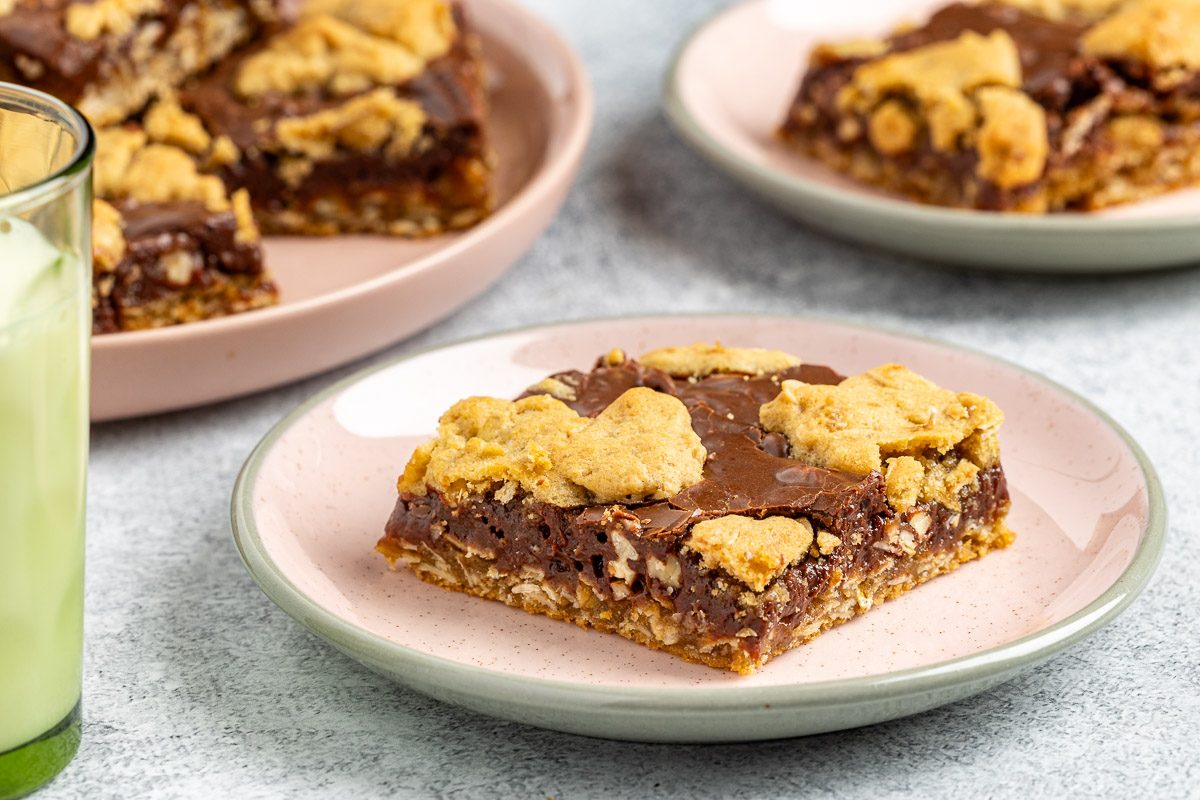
[662,0,1200,235]
[93,0,595,355]
[230,313,1167,713]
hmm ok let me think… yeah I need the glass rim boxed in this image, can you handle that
[0,81,94,213]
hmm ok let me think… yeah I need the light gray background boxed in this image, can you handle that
[56,1,1200,797]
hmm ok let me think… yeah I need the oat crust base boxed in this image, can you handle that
[382,514,1015,675]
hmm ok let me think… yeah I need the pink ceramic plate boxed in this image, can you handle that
[232,315,1164,742]
[91,0,592,422]
[664,0,1200,272]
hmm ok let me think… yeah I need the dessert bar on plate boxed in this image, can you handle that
[0,0,282,125]
[779,0,1200,212]
[379,344,1013,674]
[90,114,276,333]
[177,0,493,236]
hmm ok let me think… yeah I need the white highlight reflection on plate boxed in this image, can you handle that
[332,336,554,438]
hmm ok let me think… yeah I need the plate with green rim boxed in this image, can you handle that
[663,0,1200,273]
[231,314,1165,743]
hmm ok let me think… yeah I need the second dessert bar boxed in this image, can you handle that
[779,0,1200,211]
[178,0,493,236]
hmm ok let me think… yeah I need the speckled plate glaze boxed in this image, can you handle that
[664,0,1200,273]
[231,315,1165,743]
[90,0,592,421]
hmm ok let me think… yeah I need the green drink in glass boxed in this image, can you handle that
[0,83,92,799]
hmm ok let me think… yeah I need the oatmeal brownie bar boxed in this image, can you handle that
[176,0,492,236]
[90,114,276,332]
[0,0,283,125]
[779,0,1200,211]
[379,344,1013,674]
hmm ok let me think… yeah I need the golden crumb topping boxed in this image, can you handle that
[91,199,126,274]
[271,88,427,159]
[400,388,707,507]
[975,86,1049,188]
[811,38,889,65]
[65,0,160,40]
[867,98,920,155]
[230,188,259,244]
[996,0,1126,20]
[235,12,451,97]
[300,0,455,60]
[144,95,212,155]
[639,343,801,378]
[884,455,925,510]
[95,127,229,211]
[815,530,842,555]
[686,515,814,592]
[1083,0,1200,85]
[93,117,258,243]
[760,364,1003,509]
[560,387,707,503]
[838,30,1022,152]
[526,377,578,402]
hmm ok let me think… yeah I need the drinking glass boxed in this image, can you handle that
[0,82,93,799]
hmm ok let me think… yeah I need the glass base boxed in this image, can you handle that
[0,703,80,800]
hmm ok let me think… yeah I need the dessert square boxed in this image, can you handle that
[378,344,1014,674]
[91,117,276,333]
[177,0,493,236]
[0,0,282,125]
[779,0,1200,212]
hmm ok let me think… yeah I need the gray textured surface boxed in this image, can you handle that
[53,1,1200,797]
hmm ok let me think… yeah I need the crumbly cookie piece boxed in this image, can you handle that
[400,388,707,507]
[300,0,455,59]
[760,364,1002,509]
[91,199,127,273]
[1082,0,1200,85]
[234,12,451,97]
[686,515,815,592]
[996,0,1127,21]
[837,30,1022,152]
[640,343,801,378]
[272,88,426,160]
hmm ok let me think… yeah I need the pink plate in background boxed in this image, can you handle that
[664,0,1200,272]
[231,315,1165,742]
[91,0,592,422]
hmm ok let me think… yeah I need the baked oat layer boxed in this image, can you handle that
[382,517,1012,674]
[779,0,1200,212]
[380,344,1014,674]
